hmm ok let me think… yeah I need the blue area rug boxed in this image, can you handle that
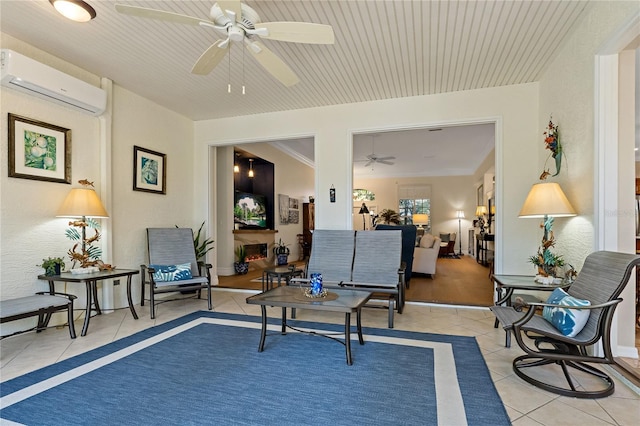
[0,311,509,425]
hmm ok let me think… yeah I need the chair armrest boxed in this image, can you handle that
[140,265,157,284]
[35,291,77,301]
[510,298,622,329]
[523,298,621,311]
[197,261,213,279]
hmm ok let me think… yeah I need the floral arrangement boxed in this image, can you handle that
[540,116,563,179]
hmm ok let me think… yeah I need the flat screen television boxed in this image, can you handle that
[234,192,268,229]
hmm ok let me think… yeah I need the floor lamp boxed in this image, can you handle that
[455,210,465,255]
[359,203,369,230]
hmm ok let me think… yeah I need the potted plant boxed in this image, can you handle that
[379,209,400,225]
[38,257,65,276]
[175,222,214,261]
[272,239,290,266]
[192,222,215,261]
[234,245,249,275]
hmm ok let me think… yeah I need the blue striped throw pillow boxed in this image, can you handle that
[542,288,590,337]
[150,263,192,282]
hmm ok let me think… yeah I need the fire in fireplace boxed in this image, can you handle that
[244,243,268,262]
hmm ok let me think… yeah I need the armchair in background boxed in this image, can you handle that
[438,232,457,257]
[413,234,441,277]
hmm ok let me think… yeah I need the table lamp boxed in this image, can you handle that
[455,210,465,255]
[475,205,488,235]
[57,180,108,270]
[519,182,576,276]
[358,203,369,230]
[413,213,429,230]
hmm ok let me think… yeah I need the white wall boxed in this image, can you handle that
[0,35,196,334]
[195,84,540,277]
[1,37,104,334]
[353,175,477,252]
[537,1,639,355]
[110,84,196,306]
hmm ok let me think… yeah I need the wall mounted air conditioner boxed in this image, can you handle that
[0,49,106,116]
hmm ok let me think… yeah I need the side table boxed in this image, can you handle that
[261,265,304,292]
[38,269,139,336]
[492,274,570,347]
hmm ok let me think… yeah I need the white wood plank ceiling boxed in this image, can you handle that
[1,1,591,121]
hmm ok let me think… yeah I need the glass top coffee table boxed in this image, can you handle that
[246,286,372,365]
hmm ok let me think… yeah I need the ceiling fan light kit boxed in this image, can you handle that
[114,1,335,88]
[50,0,96,22]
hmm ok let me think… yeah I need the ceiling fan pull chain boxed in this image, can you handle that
[242,42,246,95]
[227,44,232,93]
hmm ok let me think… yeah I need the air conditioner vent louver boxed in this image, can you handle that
[0,49,106,116]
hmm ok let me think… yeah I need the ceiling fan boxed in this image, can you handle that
[356,135,395,167]
[361,153,396,167]
[114,1,335,87]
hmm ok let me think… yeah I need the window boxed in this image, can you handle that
[398,198,430,225]
[398,185,431,226]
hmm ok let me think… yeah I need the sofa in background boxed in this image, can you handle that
[413,233,441,277]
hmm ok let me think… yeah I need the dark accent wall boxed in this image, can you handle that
[234,152,275,230]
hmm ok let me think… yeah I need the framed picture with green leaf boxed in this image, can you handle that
[133,145,166,194]
[8,113,71,184]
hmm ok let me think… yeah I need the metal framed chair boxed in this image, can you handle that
[141,228,213,319]
[491,251,640,398]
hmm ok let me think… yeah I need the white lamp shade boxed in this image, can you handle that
[456,210,465,219]
[475,206,488,216]
[519,182,576,218]
[413,213,429,225]
[57,188,108,218]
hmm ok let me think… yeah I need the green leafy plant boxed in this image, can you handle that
[38,257,65,276]
[379,209,400,225]
[272,238,290,256]
[175,222,214,260]
[235,245,247,263]
[193,222,214,260]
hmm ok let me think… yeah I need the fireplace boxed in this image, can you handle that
[244,243,268,262]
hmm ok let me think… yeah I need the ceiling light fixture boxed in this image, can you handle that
[49,0,96,22]
[248,159,254,178]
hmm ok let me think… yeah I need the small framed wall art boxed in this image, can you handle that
[8,113,71,184]
[133,145,166,194]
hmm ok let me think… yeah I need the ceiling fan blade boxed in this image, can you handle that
[257,22,335,44]
[364,160,374,167]
[246,41,299,87]
[378,160,395,165]
[114,4,211,26]
[217,1,242,23]
[377,156,396,161]
[191,40,229,75]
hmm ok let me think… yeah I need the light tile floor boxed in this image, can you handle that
[1,289,639,425]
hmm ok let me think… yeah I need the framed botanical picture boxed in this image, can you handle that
[8,113,71,184]
[133,145,166,194]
